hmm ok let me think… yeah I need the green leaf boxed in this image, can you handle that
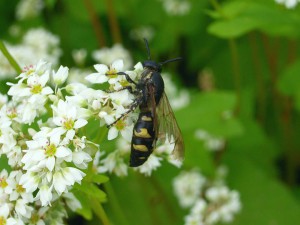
[208,1,300,38]
[177,91,244,138]
[74,182,107,202]
[74,191,93,220]
[208,17,259,39]
[224,153,300,225]
[91,174,109,184]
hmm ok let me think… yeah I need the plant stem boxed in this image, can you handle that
[0,40,22,74]
[90,198,111,225]
[83,0,106,47]
[105,0,122,44]
[248,32,266,126]
[104,181,130,225]
[228,38,242,115]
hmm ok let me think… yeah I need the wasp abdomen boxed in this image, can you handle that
[130,112,155,167]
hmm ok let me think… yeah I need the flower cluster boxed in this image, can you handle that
[159,0,191,16]
[173,168,241,225]
[16,0,44,20]
[92,44,133,70]
[0,28,61,78]
[0,56,187,223]
[194,129,225,152]
[275,0,300,8]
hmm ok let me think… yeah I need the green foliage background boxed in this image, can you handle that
[1,0,300,224]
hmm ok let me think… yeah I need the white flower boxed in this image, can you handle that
[16,0,44,20]
[19,172,40,193]
[205,186,241,224]
[37,184,53,206]
[184,213,204,225]
[130,26,155,41]
[51,100,88,142]
[160,0,191,16]
[17,60,51,82]
[0,170,10,195]
[134,155,162,176]
[107,117,134,142]
[194,129,225,151]
[53,65,69,85]
[7,171,34,203]
[53,167,85,195]
[22,130,72,172]
[0,204,17,225]
[85,59,124,84]
[15,198,33,218]
[63,192,82,211]
[92,44,132,70]
[98,150,128,177]
[173,170,206,208]
[72,49,87,66]
[275,0,300,8]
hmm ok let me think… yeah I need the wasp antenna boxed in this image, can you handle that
[160,57,182,65]
[143,38,151,60]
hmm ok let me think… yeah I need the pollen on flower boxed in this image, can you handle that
[115,119,126,131]
[7,108,17,119]
[105,68,118,77]
[120,79,130,87]
[0,177,8,188]
[0,216,6,225]
[30,84,42,94]
[30,213,39,224]
[63,118,74,130]
[16,184,25,193]
[23,65,34,76]
[44,143,57,157]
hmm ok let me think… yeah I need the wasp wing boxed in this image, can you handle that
[156,92,184,161]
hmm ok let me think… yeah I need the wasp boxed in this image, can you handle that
[108,39,184,167]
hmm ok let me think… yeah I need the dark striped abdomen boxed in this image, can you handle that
[130,112,155,167]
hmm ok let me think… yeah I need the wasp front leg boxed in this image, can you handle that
[105,85,133,94]
[117,72,138,85]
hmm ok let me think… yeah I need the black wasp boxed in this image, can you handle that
[108,39,184,167]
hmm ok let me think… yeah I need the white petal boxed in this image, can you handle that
[46,157,55,171]
[94,64,108,74]
[66,129,75,140]
[108,127,118,140]
[53,171,66,195]
[112,59,124,71]
[0,204,9,217]
[41,86,53,95]
[56,146,72,158]
[74,119,87,128]
[85,73,108,84]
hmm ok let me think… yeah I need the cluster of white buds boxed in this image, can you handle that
[194,129,225,152]
[0,57,187,224]
[158,0,191,16]
[275,0,300,8]
[173,169,241,225]
[0,28,61,78]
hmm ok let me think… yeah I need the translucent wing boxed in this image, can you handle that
[156,92,184,161]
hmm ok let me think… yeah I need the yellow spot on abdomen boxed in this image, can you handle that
[134,128,152,138]
[141,116,152,121]
[133,144,148,152]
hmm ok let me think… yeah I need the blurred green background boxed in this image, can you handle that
[1,0,300,224]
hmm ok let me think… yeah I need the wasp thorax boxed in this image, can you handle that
[142,60,162,72]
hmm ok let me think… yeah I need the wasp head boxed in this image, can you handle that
[142,60,162,72]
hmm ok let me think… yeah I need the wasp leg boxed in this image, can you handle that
[117,72,137,85]
[105,86,133,93]
[107,97,142,128]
